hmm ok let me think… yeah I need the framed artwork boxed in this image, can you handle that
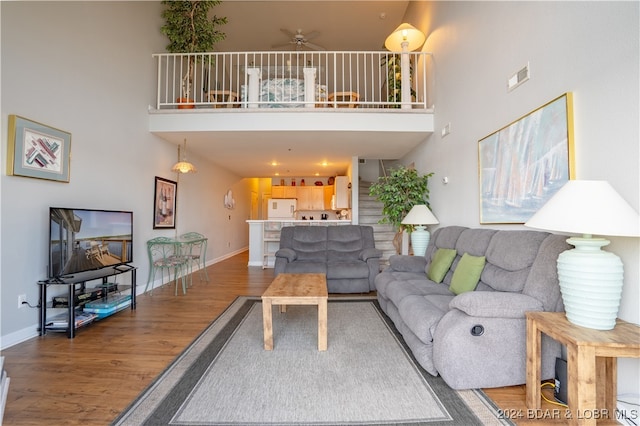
[6,115,71,182]
[478,93,575,224]
[153,176,177,229]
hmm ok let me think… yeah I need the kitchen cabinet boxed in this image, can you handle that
[271,186,297,199]
[324,186,334,209]
[334,176,350,209]
[297,186,325,210]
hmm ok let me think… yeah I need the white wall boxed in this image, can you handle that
[402,1,639,397]
[0,1,250,348]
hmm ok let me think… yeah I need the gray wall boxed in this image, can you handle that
[402,1,639,396]
[1,2,252,347]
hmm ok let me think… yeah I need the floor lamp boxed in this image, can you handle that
[384,23,425,110]
[525,180,639,330]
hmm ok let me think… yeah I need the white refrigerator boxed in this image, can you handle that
[267,199,297,219]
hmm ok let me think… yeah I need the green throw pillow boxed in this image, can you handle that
[450,253,486,295]
[427,248,457,283]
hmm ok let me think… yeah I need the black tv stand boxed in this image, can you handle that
[37,265,137,338]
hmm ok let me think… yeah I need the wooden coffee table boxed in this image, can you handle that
[261,273,328,351]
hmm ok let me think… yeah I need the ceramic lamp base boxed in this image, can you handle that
[557,237,624,330]
[410,226,431,257]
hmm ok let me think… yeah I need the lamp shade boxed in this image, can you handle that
[172,139,197,174]
[172,161,197,174]
[384,23,426,52]
[524,180,639,237]
[525,180,640,330]
[401,204,439,226]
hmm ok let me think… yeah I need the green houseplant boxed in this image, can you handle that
[381,54,416,108]
[161,0,227,106]
[369,166,433,252]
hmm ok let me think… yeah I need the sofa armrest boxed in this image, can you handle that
[359,248,382,261]
[449,292,544,319]
[388,254,427,273]
[275,248,297,262]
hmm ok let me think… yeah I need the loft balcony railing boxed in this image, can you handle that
[152,51,431,110]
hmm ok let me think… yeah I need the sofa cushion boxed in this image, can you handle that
[282,261,327,275]
[386,279,453,308]
[290,226,328,261]
[449,253,486,295]
[427,248,457,283]
[327,260,370,279]
[398,294,454,344]
[482,231,549,292]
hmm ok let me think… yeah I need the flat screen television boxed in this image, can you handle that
[49,207,133,279]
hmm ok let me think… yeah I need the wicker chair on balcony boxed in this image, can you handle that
[328,91,359,108]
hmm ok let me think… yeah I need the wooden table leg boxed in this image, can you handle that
[262,297,273,350]
[598,357,617,417]
[568,344,597,425]
[318,298,327,351]
[526,314,542,409]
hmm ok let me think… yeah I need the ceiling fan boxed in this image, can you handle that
[272,28,326,51]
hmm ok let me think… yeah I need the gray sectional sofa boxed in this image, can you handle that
[375,226,570,389]
[274,225,382,293]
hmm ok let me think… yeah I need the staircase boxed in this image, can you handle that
[358,180,397,268]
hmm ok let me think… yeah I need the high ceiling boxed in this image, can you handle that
[156,1,417,178]
[214,1,409,52]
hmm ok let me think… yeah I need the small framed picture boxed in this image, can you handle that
[153,176,177,229]
[7,115,71,182]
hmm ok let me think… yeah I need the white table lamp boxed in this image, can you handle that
[401,204,439,257]
[525,180,639,330]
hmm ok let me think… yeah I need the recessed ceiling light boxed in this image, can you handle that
[271,161,278,166]
[321,161,328,167]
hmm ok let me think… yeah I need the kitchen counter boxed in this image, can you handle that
[246,219,352,268]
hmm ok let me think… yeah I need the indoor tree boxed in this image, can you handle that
[161,0,227,105]
[369,166,433,252]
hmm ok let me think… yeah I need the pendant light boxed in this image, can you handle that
[172,138,197,174]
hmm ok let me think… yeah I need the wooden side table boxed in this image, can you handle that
[526,311,640,425]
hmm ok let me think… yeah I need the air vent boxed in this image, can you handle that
[507,62,530,92]
[359,159,367,164]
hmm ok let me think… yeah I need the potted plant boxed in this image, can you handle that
[369,166,433,253]
[161,0,227,108]
[381,54,416,108]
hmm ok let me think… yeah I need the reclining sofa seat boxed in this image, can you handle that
[375,226,570,389]
[274,225,381,293]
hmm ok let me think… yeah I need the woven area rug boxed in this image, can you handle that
[113,296,513,426]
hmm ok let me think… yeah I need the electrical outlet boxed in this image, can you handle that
[18,294,27,308]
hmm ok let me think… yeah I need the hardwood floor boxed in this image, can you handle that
[3,251,573,425]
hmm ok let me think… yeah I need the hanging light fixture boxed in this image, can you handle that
[172,138,197,174]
